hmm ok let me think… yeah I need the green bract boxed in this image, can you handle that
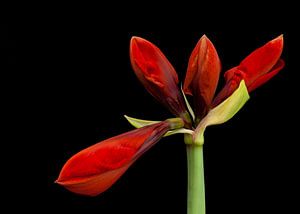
[124,115,193,137]
[193,80,249,145]
[125,80,250,144]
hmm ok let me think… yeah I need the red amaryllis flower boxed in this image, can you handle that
[130,37,191,125]
[183,35,221,121]
[213,35,284,106]
[57,34,285,207]
[56,119,183,196]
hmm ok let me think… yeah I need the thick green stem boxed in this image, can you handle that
[186,144,205,214]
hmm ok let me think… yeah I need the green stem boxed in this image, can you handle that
[186,144,205,214]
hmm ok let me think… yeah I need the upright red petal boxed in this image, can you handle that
[183,35,221,121]
[212,35,284,106]
[130,37,191,125]
[56,121,170,196]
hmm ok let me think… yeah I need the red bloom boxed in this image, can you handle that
[56,121,171,196]
[213,35,284,106]
[130,37,191,125]
[183,35,221,121]
[57,34,285,199]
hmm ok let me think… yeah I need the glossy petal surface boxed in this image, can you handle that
[213,35,284,106]
[130,37,190,123]
[184,35,221,120]
[56,122,170,196]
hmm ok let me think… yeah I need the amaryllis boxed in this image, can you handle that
[57,34,284,214]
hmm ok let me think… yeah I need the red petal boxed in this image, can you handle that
[56,163,132,196]
[183,36,203,96]
[183,35,221,119]
[130,37,179,85]
[212,35,284,106]
[239,35,283,84]
[247,59,285,92]
[130,37,190,123]
[56,122,170,196]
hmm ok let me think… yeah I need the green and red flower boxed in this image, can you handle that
[57,34,284,199]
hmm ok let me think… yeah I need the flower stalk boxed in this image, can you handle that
[186,143,205,214]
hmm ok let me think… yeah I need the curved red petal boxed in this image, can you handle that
[56,122,170,196]
[184,35,221,119]
[247,59,285,92]
[130,37,189,121]
[239,35,283,83]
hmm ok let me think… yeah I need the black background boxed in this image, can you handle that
[17,6,299,213]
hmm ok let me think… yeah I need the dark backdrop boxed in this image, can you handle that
[39,10,298,214]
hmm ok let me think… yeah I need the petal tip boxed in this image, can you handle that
[130,36,138,41]
[130,36,146,45]
[55,178,65,186]
[201,34,208,40]
[272,34,284,46]
[200,34,214,44]
[199,34,208,46]
[55,180,64,185]
[130,36,144,49]
[277,34,284,39]
[130,36,138,46]
[55,176,65,185]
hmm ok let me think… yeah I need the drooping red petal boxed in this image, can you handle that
[130,37,191,125]
[56,121,170,196]
[183,35,221,120]
[239,35,283,84]
[247,59,285,92]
